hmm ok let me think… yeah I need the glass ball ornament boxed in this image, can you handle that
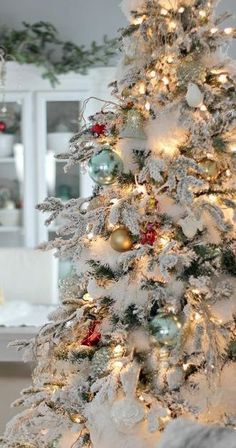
[0,120,6,132]
[120,109,146,140]
[149,313,182,347]
[91,347,110,377]
[110,227,133,252]
[88,146,123,185]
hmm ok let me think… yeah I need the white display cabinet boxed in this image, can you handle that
[2,62,115,253]
[0,91,34,247]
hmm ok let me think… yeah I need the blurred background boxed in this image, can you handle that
[0,0,235,433]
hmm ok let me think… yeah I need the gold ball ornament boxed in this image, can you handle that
[121,87,131,98]
[200,159,218,180]
[110,227,133,252]
[69,413,81,423]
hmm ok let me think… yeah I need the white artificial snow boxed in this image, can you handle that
[158,418,236,448]
[120,0,145,20]
[145,108,187,158]
[178,215,203,239]
[117,138,144,173]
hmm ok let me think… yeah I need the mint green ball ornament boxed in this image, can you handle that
[149,313,181,347]
[88,146,123,185]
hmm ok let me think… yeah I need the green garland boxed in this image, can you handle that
[0,21,118,86]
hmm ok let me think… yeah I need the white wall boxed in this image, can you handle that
[0,0,126,47]
[0,0,234,56]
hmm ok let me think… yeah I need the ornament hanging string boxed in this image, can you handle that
[78,96,122,128]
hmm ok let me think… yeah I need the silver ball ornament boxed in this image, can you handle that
[91,347,110,377]
[88,146,123,185]
[149,313,181,347]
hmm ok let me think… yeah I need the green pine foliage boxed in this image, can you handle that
[221,249,236,276]
[0,21,118,85]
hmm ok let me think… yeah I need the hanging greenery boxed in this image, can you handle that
[0,21,118,86]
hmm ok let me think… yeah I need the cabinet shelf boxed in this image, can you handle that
[0,226,23,233]
[0,157,15,163]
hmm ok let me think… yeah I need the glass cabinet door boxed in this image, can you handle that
[0,92,35,248]
[36,92,85,278]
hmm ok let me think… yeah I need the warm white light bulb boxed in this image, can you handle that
[209,194,217,203]
[138,82,146,95]
[169,21,177,31]
[167,55,174,63]
[160,8,168,16]
[162,76,169,85]
[199,10,207,18]
[183,363,189,371]
[230,144,236,153]
[178,7,185,13]
[113,345,123,357]
[136,184,146,194]
[210,27,218,34]
[83,293,94,303]
[133,16,144,25]
[160,236,169,247]
[113,361,123,372]
[224,27,233,35]
[218,74,228,84]
[145,101,151,111]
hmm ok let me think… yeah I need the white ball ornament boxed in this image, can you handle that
[111,397,145,433]
[186,82,204,108]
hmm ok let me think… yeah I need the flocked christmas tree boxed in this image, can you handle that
[1,0,236,447]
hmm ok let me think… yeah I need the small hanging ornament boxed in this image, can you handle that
[200,158,218,180]
[81,321,101,347]
[120,109,146,140]
[91,347,110,377]
[0,120,6,132]
[110,227,133,252]
[149,313,182,347]
[121,87,131,98]
[140,223,158,246]
[111,397,145,434]
[147,196,160,213]
[186,82,204,108]
[88,145,123,185]
[69,413,81,423]
[91,123,106,136]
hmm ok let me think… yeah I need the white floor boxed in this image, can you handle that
[0,362,32,434]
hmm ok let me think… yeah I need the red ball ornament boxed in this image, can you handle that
[140,223,158,246]
[0,121,6,132]
[91,123,106,136]
[81,321,101,347]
